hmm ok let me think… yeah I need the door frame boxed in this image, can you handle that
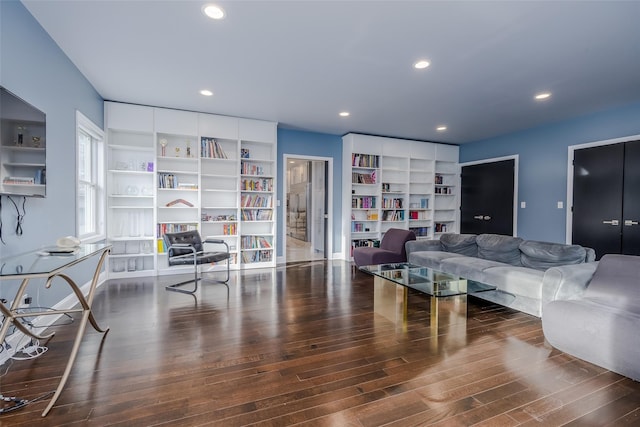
[459,155,519,236]
[566,133,640,244]
[281,154,333,262]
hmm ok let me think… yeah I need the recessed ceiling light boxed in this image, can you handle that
[339,111,350,117]
[203,4,225,20]
[414,60,430,69]
[200,89,213,96]
[535,92,551,100]
[436,125,447,131]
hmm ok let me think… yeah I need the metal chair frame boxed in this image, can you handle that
[164,235,231,295]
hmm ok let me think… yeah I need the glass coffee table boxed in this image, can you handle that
[360,262,496,333]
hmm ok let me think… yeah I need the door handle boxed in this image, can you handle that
[602,220,619,225]
[473,215,484,220]
[483,216,491,221]
[625,220,639,226]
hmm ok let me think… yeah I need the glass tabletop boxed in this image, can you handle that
[360,262,496,297]
[0,243,111,277]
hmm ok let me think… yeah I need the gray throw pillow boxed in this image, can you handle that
[476,234,523,266]
[519,240,587,270]
[440,233,477,257]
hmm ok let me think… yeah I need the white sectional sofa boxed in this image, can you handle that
[405,233,597,317]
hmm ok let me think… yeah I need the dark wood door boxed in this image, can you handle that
[622,141,640,255]
[572,143,624,258]
[460,159,515,235]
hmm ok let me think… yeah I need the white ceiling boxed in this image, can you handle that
[22,0,640,144]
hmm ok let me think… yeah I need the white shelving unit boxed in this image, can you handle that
[381,151,410,236]
[434,144,460,236]
[105,103,156,277]
[105,102,277,278]
[409,143,436,239]
[343,133,459,260]
[239,119,276,267]
[0,114,46,197]
[199,113,241,270]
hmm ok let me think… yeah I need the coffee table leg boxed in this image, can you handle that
[430,295,468,350]
[374,276,408,330]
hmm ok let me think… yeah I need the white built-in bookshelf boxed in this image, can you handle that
[105,102,277,278]
[342,133,459,260]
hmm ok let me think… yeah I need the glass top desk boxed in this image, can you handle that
[360,262,496,332]
[0,243,111,416]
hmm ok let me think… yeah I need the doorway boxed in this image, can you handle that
[283,155,332,262]
[460,156,518,236]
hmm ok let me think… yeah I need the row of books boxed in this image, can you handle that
[352,196,376,209]
[201,137,228,159]
[241,162,266,176]
[351,222,374,232]
[435,186,453,195]
[156,223,197,239]
[222,223,237,235]
[382,210,405,221]
[409,227,430,237]
[241,236,272,249]
[241,178,273,191]
[352,153,379,168]
[352,171,376,184]
[409,210,429,220]
[409,198,429,209]
[241,209,272,220]
[242,250,272,263]
[158,173,198,189]
[435,222,450,232]
[241,194,272,208]
[382,198,403,208]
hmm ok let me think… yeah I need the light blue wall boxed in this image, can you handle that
[0,1,104,305]
[460,101,640,243]
[276,128,343,257]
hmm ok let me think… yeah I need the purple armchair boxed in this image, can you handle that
[353,228,416,267]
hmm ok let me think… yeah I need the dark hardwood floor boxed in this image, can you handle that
[1,260,639,426]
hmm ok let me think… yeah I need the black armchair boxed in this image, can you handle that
[163,230,231,294]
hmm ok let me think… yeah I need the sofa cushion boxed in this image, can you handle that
[482,266,544,300]
[519,240,587,271]
[476,234,523,266]
[583,254,640,312]
[408,251,466,271]
[440,257,505,282]
[440,233,477,257]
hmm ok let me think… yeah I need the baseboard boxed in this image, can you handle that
[0,271,108,366]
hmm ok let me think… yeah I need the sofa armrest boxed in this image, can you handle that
[541,262,598,310]
[405,239,442,257]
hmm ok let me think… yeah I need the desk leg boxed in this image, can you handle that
[41,248,110,417]
[0,279,55,343]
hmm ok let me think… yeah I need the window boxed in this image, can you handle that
[76,111,105,242]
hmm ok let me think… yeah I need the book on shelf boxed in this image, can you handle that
[201,137,228,159]
[352,171,376,184]
[351,153,379,168]
[157,223,198,238]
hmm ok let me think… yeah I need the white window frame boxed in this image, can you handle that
[76,111,105,243]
